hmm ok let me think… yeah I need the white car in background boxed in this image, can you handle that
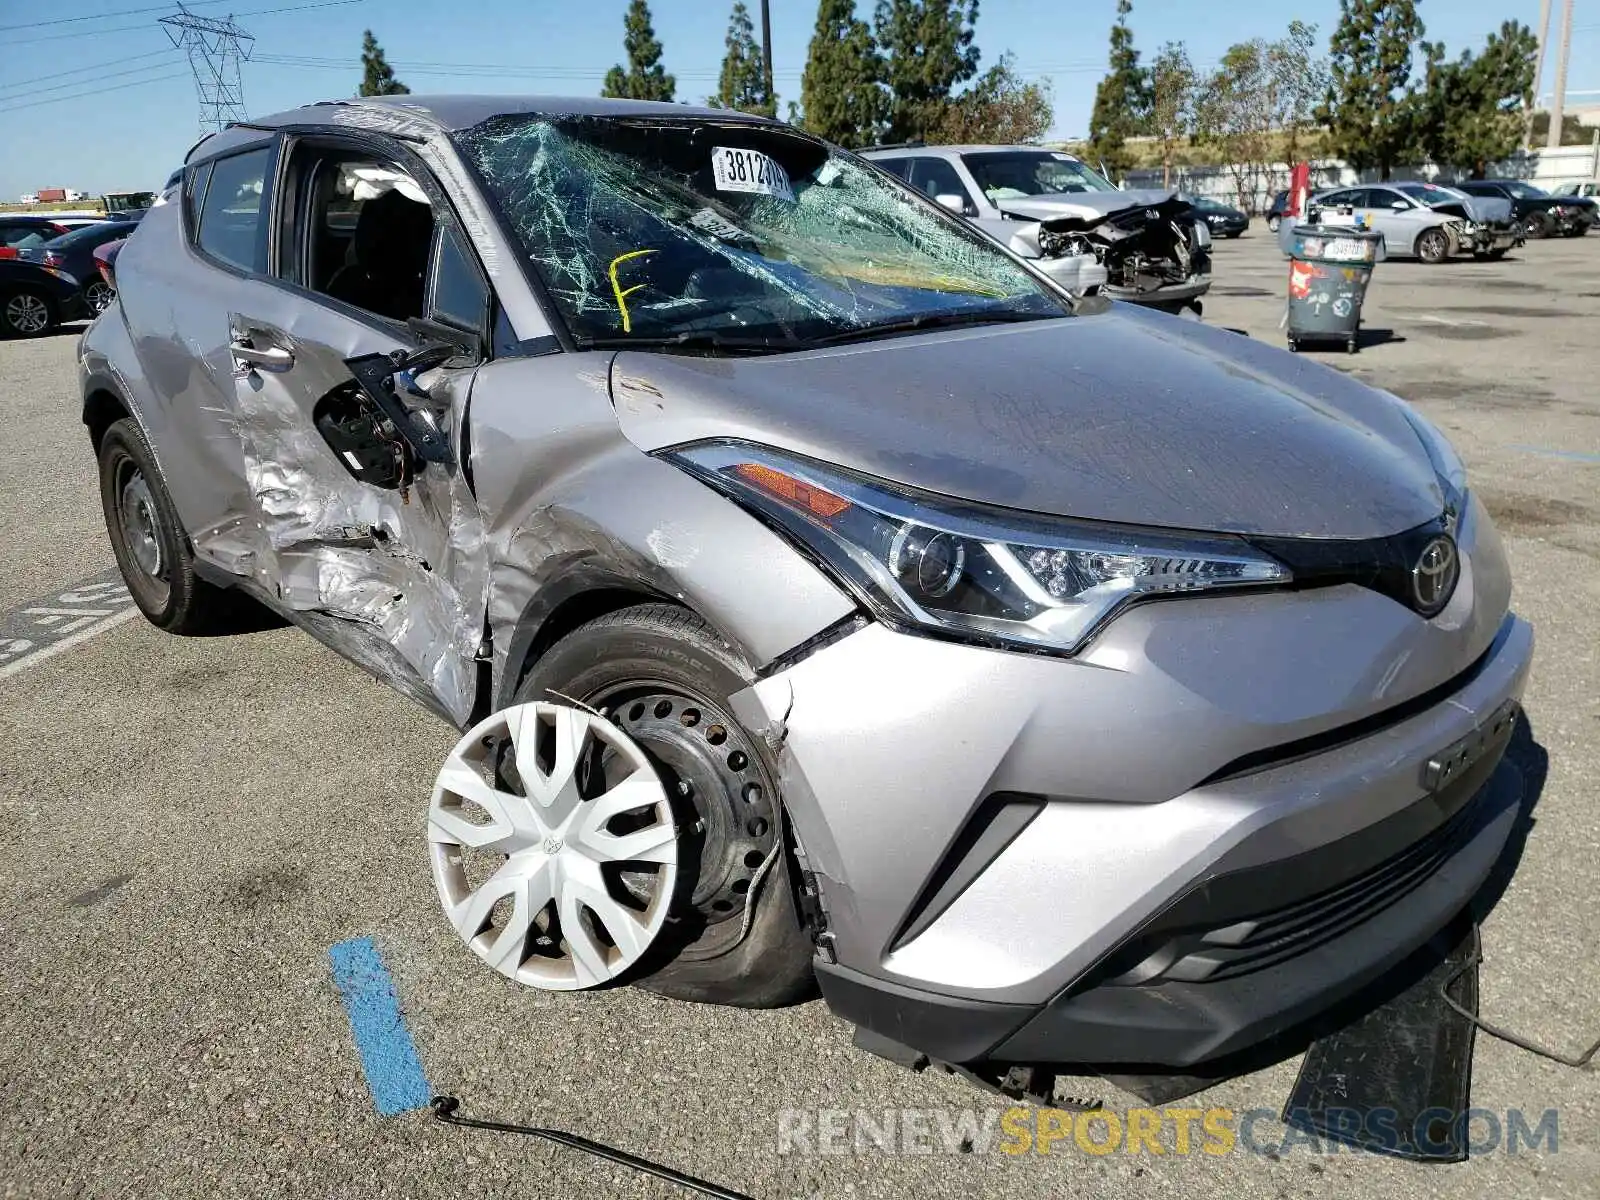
[862,144,1212,315]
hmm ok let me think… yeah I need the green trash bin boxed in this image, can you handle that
[1285,223,1384,355]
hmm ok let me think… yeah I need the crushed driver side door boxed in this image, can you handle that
[214,136,490,726]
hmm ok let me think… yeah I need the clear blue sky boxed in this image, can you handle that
[1,0,1594,196]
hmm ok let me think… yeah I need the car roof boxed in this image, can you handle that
[258,94,775,134]
[188,94,785,164]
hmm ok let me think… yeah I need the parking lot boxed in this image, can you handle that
[2,229,1598,1199]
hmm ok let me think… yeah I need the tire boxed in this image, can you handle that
[84,280,116,315]
[1,288,57,337]
[1519,214,1549,240]
[514,603,816,1008]
[98,418,232,634]
[1488,248,1509,260]
[1416,228,1451,264]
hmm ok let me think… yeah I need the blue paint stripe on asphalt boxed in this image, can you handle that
[1510,445,1600,463]
[328,936,432,1117]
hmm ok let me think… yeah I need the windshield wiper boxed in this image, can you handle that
[583,330,801,356]
[807,308,1061,347]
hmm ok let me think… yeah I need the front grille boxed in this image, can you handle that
[1163,800,1477,983]
[1100,710,1515,989]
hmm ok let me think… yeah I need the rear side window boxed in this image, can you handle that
[196,148,270,272]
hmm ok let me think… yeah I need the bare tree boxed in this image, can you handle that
[1147,42,1195,189]
[1195,40,1275,211]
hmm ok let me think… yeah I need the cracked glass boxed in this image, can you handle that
[455,114,1066,350]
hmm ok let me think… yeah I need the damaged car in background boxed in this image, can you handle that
[80,98,1532,1093]
[1294,182,1519,263]
[863,144,1211,315]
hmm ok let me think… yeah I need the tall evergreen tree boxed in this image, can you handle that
[874,0,980,143]
[1319,0,1424,180]
[712,2,776,116]
[1088,0,1149,180]
[800,0,886,147]
[1415,21,1538,178]
[602,0,676,103]
[358,30,409,97]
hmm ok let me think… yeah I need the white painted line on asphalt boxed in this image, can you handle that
[0,606,138,681]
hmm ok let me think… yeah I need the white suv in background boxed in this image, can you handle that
[861,144,1212,315]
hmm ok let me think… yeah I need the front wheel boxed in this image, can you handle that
[1416,229,1451,264]
[1519,214,1549,240]
[1,288,56,337]
[513,604,816,1007]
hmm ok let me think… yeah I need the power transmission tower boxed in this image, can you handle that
[160,2,255,135]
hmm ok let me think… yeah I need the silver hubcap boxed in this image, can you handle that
[429,703,679,990]
[86,281,115,314]
[119,473,163,578]
[6,293,48,333]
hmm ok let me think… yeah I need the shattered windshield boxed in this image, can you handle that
[960,151,1118,201]
[456,115,1065,351]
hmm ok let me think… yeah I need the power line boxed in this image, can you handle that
[0,0,228,33]
[5,0,362,44]
[0,46,174,93]
[0,71,189,115]
[4,58,182,100]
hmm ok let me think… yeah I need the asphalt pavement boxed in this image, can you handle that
[1,230,1597,1199]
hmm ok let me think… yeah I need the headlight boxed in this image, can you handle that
[670,443,1290,655]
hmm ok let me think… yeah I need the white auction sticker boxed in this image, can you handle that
[711,147,794,201]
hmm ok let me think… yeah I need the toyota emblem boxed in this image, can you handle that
[1411,536,1459,616]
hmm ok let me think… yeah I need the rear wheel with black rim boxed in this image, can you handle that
[98,418,234,634]
[84,280,116,315]
[1,288,56,337]
[513,604,816,1007]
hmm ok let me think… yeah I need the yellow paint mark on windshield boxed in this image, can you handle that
[608,249,659,333]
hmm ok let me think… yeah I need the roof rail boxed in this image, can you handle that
[862,139,926,152]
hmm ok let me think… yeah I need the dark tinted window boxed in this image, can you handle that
[431,224,488,331]
[196,148,270,272]
[873,158,911,181]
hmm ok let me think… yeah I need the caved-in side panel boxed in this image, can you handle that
[215,279,489,727]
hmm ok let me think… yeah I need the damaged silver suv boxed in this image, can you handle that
[81,97,1532,1075]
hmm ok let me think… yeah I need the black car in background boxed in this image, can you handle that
[1445,180,1592,239]
[19,219,142,316]
[0,215,75,255]
[0,258,87,336]
[1186,194,1250,238]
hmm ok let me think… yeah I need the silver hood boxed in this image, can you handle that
[610,308,1445,540]
[993,189,1188,222]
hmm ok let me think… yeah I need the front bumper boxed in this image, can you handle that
[733,495,1531,1068]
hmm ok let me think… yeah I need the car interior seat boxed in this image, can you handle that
[324,189,434,322]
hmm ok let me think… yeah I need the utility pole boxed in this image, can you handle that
[1547,0,1574,150]
[759,0,774,114]
[160,1,254,135]
[1527,0,1551,149]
